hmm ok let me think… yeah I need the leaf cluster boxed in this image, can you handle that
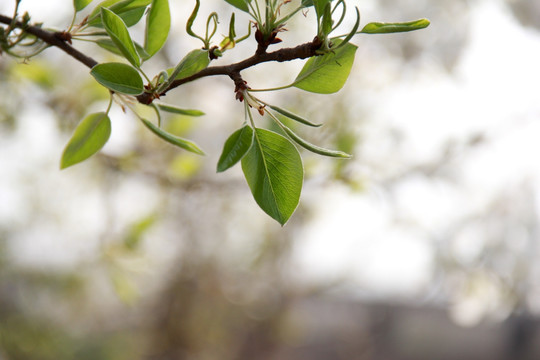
[0,0,430,224]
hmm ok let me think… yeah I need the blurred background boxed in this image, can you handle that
[1,0,540,359]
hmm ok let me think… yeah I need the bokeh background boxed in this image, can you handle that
[1,0,540,359]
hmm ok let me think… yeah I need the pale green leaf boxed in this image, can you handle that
[293,39,357,94]
[141,119,205,155]
[90,62,144,95]
[360,19,430,34]
[310,0,332,18]
[267,105,321,127]
[217,125,253,172]
[224,0,250,12]
[321,2,333,35]
[88,0,151,27]
[101,7,141,67]
[241,128,303,225]
[119,7,147,27]
[157,104,205,117]
[279,122,351,158]
[88,0,123,20]
[74,0,93,12]
[169,49,210,81]
[61,112,111,169]
[145,0,171,58]
[159,49,210,93]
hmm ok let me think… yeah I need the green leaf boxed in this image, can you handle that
[160,49,210,93]
[224,0,250,13]
[267,105,321,127]
[334,7,360,50]
[144,0,170,58]
[360,19,430,34]
[88,0,151,27]
[279,122,351,158]
[241,128,303,225]
[101,7,141,67]
[311,0,332,18]
[170,49,210,80]
[217,125,253,172]
[74,0,93,12]
[293,39,357,94]
[61,112,111,169]
[321,2,333,35]
[157,104,205,117]
[90,62,144,95]
[118,7,147,27]
[141,119,205,155]
[96,38,150,60]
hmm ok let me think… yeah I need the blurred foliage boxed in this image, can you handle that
[2,0,540,359]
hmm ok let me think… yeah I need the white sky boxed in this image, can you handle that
[2,0,540,324]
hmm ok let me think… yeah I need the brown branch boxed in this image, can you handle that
[136,37,322,104]
[0,14,98,68]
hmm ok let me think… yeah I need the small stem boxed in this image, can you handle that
[248,84,292,92]
[139,69,153,84]
[72,31,108,37]
[0,14,98,68]
[245,100,256,129]
[67,11,77,33]
[149,103,162,127]
[105,93,114,115]
[71,37,98,42]
[6,0,21,35]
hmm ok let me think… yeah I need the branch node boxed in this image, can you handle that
[54,31,72,45]
[231,72,249,102]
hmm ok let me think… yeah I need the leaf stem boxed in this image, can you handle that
[248,84,292,92]
[105,93,114,115]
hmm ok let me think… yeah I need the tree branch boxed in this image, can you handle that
[0,14,98,68]
[136,37,322,104]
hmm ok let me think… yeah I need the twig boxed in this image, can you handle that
[0,14,97,68]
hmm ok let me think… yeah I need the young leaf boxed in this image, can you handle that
[217,125,253,172]
[61,112,111,169]
[118,7,147,27]
[333,7,360,50]
[90,62,144,95]
[160,49,210,92]
[170,49,210,80]
[267,105,321,127]
[293,39,357,94]
[144,0,170,58]
[141,119,205,155]
[311,0,332,18]
[321,2,333,36]
[157,104,205,117]
[74,0,93,12]
[360,19,430,34]
[224,0,250,13]
[101,7,141,67]
[241,128,303,225]
[279,121,351,158]
[88,0,152,27]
